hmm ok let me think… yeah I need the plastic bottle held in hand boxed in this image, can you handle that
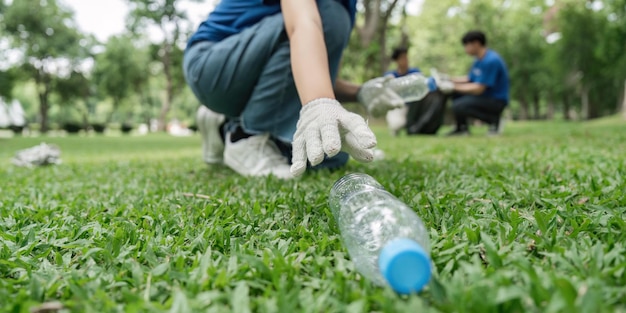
[385,74,431,103]
[329,173,432,294]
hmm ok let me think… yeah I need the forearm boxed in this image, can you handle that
[454,82,486,95]
[282,0,334,105]
[334,79,360,102]
[452,76,470,83]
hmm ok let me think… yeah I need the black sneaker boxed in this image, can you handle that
[488,118,504,136]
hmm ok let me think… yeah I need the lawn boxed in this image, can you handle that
[1,119,625,313]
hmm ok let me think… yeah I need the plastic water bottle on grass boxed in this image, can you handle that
[329,173,432,294]
[385,74,436,103]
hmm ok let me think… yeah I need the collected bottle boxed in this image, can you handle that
[385,73,434,103]
[329,173,432,294]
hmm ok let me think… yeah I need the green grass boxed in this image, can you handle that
[1,119,625,313]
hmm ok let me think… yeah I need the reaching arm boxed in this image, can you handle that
[454,82,486,95]
[284,0,377,177]
[282,0,334,104]
[452,76,470,83]
[334,79,360,102]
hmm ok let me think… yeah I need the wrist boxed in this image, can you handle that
[303,97,340,108]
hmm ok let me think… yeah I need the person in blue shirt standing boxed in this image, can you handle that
[184,0,409,179]
[384,47,421,78]
[448,31,510,136]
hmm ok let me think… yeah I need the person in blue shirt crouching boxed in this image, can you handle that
[383,47,421,136]
[184,0,409,179]
[448,31,510,136]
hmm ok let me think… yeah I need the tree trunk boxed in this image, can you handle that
[377,0,402,74]
[546,92,555,120]
[621,80,626,120]
[399,8,410,49]
[532,92,541,119]
[379,24,390,74]
[518,96,529,120]
[158,41,174,132]
[107,98,120,124]
[563,94,571,120]
[358,0,382,46]
[38,87,50,133]
[34,69,51,134]
[82,102,90,130]
[581,84,590,120]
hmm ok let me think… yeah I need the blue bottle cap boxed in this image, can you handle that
[378,238,431,294]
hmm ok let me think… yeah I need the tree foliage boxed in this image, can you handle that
[125,0,199,131]
[365,0,626,120]
[0,69,17,100]
[93,36,150,113]
[2,0,87,132]
[2,0,624,129]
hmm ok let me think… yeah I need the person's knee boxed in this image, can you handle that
[452,99,469,114]
[452,96,478,114]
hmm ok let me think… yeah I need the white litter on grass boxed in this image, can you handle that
[386,106,409,136]
[12,143,62,167]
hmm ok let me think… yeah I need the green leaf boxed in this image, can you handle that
[231,281,251,313]
[151,262,169,277]
[169,289,191,313]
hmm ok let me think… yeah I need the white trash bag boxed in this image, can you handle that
[12,143,62,167]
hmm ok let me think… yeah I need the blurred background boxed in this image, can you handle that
[0,0,625,136]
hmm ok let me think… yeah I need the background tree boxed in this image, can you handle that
[53,70,92,127]
[2,0,87,132]
[93,35,150,123]
[0,69,17,100]
[341,0,410,82]
[0,0,14,100]
[126,0,200,131]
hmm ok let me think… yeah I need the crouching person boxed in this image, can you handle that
[185,0,405,179]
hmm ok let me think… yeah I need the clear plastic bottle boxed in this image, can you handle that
[385,74,433,103]
[329,173,431,294]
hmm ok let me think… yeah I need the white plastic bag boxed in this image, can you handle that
[12,143,62,167]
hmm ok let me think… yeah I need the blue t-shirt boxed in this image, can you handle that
[468,49,509,102]
[384,67,421,78]
[188,0,357,47]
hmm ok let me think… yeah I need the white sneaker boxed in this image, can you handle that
[223,133,293,179]
[196,106,225,164]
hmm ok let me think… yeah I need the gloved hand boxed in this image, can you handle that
[357,77,405,118]
[430,68,455,94]
[430,68,451,81]
[291,98,377,177]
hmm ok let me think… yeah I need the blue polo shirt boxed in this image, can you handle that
[384,67,421,78]
[468,49,509,102]
[188,0,357,47]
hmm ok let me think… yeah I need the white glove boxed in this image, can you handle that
[438,80,455,94]
[291,98,377,177]
[357,77,405,118]
[431,68,455,94]
[430,68,450,81]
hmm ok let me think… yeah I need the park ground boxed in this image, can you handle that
[1,118,625,313]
